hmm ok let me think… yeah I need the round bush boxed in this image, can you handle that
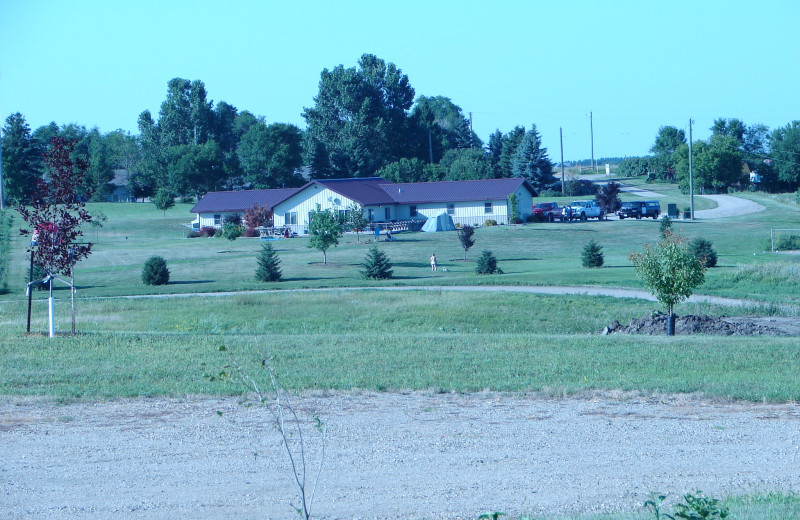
[689,238,718,267]
[142,256,170,286]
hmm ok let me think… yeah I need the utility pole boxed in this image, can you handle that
[468,112,473,148]
[560,127,565,196]
[590,111,596,172]
[0,126,5,210]
[689,118,695,220]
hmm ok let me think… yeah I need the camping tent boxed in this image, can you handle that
[421,213,456,232]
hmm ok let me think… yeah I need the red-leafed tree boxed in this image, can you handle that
[18,137,94,279]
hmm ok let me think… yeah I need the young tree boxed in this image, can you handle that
[142,256,170,285]
[18,137,94,335]
[475,249,502,274]
[347,203,369,242]
[308,205,342,264]
[18,137,93,275]
[659,215,673,239]
[689,237,718,268]
[152,188,175,216]
[629,233,706,336]
[360,246,393,279]
[457,225,475,260]
[255,243,282,282]
[581,239,604,268]
[595,182,621,216]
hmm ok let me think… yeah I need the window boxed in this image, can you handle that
[284,212,297,225]
[214,214,221,226]
[484,202,493,214]
[410,205,417,217]
[447,204,454,215]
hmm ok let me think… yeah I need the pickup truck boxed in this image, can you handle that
[532,202,561,222]
[563,200,604,221]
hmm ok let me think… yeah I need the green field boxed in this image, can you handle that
[2,185,800,519]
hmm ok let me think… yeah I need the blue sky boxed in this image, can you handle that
[1,0,798,161]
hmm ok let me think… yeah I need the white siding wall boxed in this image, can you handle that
[515,187,534,221]
[273,186,358,234]
[413,200,511,226]
[196,211,242,229]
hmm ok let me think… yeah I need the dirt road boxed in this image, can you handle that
[3,393,799,519]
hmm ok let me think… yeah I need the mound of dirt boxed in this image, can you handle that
[602,312,794,336]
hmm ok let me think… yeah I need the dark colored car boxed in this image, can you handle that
[618,201,645,219]
[642,200,661,219]
[532,202,561,222]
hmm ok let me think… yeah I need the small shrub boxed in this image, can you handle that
[581,239,604,268]
[689,237,718,267]
[244,227,260,238]
[539,188,558,197]
[659,215,673,238]
[776,234,800,251]
[223,214,242,226]
[671,491,729,519]
[142,256,169,286]
[525,214,537,223]
[187,230,201,238]
[222,221,243,241]
[200,226,216,237]
[255,243,282,282]
[475,249,503,274]
[360,246,393,280]
[510,216,523,224]
[484,219,497,227]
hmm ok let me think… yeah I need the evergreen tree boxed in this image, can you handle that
[360,246,393,279]
[475,249,502,274]
[142,256,170,285]
[498,126,525,178]
[511,124,555,191]
[255,243,282,282]
[2,113,42,204]
[689,237,718,268]
[581,239,604,268]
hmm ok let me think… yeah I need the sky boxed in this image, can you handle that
[1,0,798,162]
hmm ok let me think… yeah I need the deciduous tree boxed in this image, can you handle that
[457,225,475,260]
[629,233,705,335]
[152,188,174,216]
[307,205,342,264]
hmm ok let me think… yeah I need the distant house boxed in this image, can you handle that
[272,177,535,233]
[106,169,134,202]
[191,177,535,232]
[190,187,301,229]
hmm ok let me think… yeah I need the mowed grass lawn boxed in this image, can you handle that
[1,187,800,403]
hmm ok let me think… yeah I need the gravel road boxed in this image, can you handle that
[3,393,799,520]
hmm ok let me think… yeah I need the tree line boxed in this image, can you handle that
[616,119,800,193]
[4,52,799,204]
[2,54,555,205]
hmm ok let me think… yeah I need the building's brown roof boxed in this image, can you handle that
[190,178,535,213]
[190,188,300,213]
[382,178,535,204]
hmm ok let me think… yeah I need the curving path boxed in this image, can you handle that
[694,194,765,219]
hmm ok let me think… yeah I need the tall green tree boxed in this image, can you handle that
[497,126,525,178]
[711,118,746,144]
[487,130,504,178]
[674,135,744,192]
[441,148,493,181]
[1,113,41,204]
[303,54,415,178]
[84,128,115,201]
[307,205,342,264]
[770,121,800,188]
[238,121,304,188]
[511,124,554,191]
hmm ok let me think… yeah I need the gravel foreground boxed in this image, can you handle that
[3,392,799,520]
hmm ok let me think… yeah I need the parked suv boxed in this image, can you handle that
[532,202,561,222]
[642,200,661,219]
[618,201,645,219]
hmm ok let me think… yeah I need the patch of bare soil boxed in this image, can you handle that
[602,312,800,336]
